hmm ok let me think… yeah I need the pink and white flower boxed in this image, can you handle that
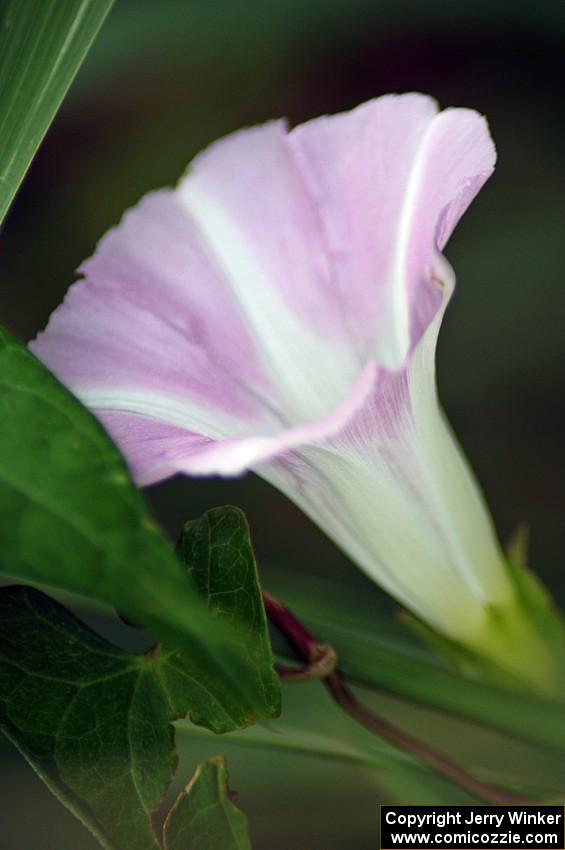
[31,93,513,649]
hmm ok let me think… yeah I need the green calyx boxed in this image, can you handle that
[406,529,565,698]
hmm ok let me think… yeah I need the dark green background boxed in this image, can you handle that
[1,1,564,847]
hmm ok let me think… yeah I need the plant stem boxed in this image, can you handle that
[263,590,530,805]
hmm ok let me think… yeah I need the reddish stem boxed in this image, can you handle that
[263,589,530,805]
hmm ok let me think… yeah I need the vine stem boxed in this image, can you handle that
[262,590,530,805]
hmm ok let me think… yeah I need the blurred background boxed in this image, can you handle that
[1,1,564,847]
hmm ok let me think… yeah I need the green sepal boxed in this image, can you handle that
[401,528,565,698]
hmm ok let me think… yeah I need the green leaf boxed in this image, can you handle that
[0,584,468,850]
[266,567,565,754]
[0,0,113,225]
[176,507,281,721]
[0,586,256,849]
[164,757,251,850]
[177,710,476,804]
[0,328,277,728]
[0,585,175,849]
[177,682,562,804]
[177,661,486,808]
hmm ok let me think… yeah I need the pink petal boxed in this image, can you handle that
[30,94,506,640]
[32,190,279,431]
[98,361,376,484]
[257,284,510,640]
[289,94,496,365]
[177,120,363,417]
[31,94,495,488]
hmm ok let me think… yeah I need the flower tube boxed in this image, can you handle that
[31,93,562,693]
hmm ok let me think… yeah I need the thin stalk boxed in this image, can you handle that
[263,590,531,805]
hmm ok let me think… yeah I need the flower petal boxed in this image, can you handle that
[289,94,496,366]
[30,94,504,644]
[255,262,511,641]
[31,189,283,438]
[31,94,496,510]
[177,119,364,420]
[97,361,377,484]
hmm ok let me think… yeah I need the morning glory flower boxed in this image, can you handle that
[31,93,553,686]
